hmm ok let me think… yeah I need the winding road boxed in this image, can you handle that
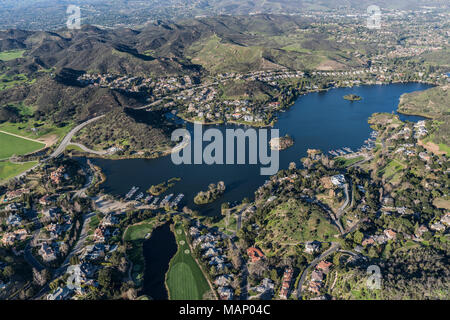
[296,242,340,300]
[6,115,105,183]
[49,115,105,159]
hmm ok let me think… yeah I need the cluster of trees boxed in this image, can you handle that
[194,181,226,205]
[73,108,177,157]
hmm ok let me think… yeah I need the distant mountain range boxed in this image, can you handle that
[0,0,448,30]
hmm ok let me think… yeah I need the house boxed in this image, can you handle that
[42,207,59,220]
[200,241,216,250]
[331,174,346,187]
[82,244,105,261]
[93,226,107,243]
[373,234,387,244]
[441,213,450,227]
[203,247,220,259]
[304,241,321,254]
[218,286,234,300]
[316,261,332,274]
[47,286,73,300]
[362,237,375,246]
[279,267,294,299]
[4,202,20,212]
[101,214,119,227]
[209,255,225,266]
[308,281,321,295]
[311,270,323,282]
[415,225,429,238]
[256,278,274,293]
[78,262,98,281]
[4,189,30,202]
[7,214,22,227]
[50,166,66,184]
[214,274,233,287]
[430,222,445,232]
[247,247,265,263]
[1,229,28,246]
[39,242,58,262]
[189,227,200,238]
[384,229,397,240]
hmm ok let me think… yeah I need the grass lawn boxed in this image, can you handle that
[66,144,86,152]
[0,131,45,159]
[166,224,210,300]
[124,220,156,242]
[0,50,25,61]
[378,159,405,180]
[335,156,365,168]
[0,160,38,181]
[0,120,73,140]
[123,219,157,286]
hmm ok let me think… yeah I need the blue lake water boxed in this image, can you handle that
[141,222,177,299]
[93,82,432,216]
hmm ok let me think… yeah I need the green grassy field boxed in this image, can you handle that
[0,131,45,159]
[166,224,210,300]
[0,73,35,90]
[124,219,157,286]
[0,160,38,181]
[0,119,73,142]
[0,50,25,61]
[124,220,156,242]
[187,35,264,73]
[379,159,405,180]
[335,156,365,168]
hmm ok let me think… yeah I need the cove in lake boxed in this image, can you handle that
[140,223,177,299]
[93,82,432,216]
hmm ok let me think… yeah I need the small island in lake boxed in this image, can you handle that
[343,94,362,101]
[269,134,294,151]
[148,177,181,195]
[194,181,226,205]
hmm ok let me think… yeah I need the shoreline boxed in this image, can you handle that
[71,81,435,164]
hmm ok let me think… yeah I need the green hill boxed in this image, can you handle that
[254,198,338,256]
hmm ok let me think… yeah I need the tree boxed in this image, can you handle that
[3,265,14,278]
[33,268,50,286]
[98,268,113,290]
[353,231,364,244]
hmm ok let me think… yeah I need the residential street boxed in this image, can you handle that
[296,242,341,299]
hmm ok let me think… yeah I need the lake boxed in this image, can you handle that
[140,222,177,299]
[93,82,432,216]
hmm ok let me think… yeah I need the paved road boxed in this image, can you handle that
[312,198,345,235]
[296,242,340,299]
[49,115,105,158]
[68,143,108,156]
[73,166,94,198]
[5,116,105,184]
[235,204,250,231]
[349,155,373,168]
[336,183,350,219]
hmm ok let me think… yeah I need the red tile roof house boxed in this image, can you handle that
[247,247,265,263]
[308,281,321,295]
[279,267,294,299]
[384,229,397,240]
[316,261,332,274]
[362,237,375,246]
